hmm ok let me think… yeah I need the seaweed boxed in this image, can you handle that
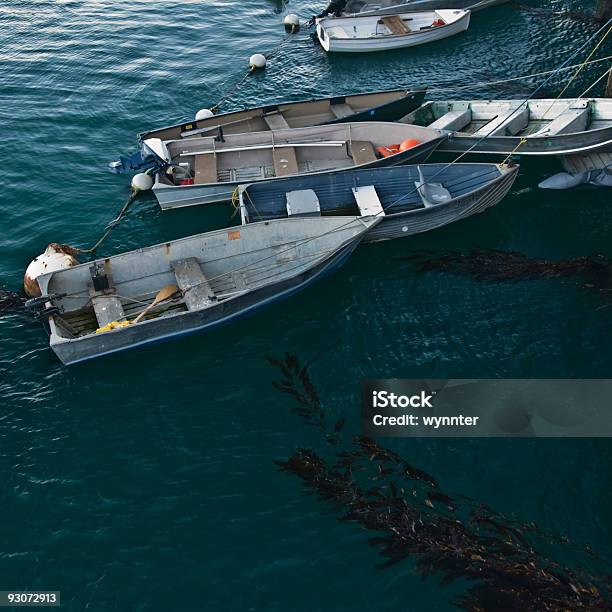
[397,249,612,293]
[269,353,612,611]
[0,288,27,316]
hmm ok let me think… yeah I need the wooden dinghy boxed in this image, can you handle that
[147,122,448,209]
[33,215,381,365]
[401,98,612,156]
[316,9,470,53]
[139,88,427,143]
[238,162,518,243]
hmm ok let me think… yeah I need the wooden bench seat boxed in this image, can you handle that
[194,154,218,185]
[350,141,378,166]
[381,16,409,35]
[172,258,216,311]
[273,147,299,177]
[263,111,290,130]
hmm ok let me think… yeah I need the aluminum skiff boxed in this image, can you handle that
[149,122,448,209]
[400,98,612,155]
[238,162,518,243]
[35,216,380,365]
[138,88,427,143]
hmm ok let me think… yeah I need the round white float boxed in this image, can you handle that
[195,108,214,121]
[249,54,267,70]
[131,173,153,192]
[284,14,300,31]
[23,244,79,298]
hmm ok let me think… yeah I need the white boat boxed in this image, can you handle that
[316,9,470,53]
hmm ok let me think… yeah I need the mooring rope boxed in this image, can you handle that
[427,54,612,93]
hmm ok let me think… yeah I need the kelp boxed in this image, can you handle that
[269,353,612,611]
[0,288,26,316]
[397,249,612,292]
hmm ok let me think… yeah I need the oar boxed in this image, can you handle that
[133,284,180,324]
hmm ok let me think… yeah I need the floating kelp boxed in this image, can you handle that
[398,249,612,292]
[0,287,27,316]
[269,353,612,611]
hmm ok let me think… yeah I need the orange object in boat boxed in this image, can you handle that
[432,18,445,27]
[179,178,194,186]
[376,144,401,158]
[399,138,421,152]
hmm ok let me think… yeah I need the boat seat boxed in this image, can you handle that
[171,258,216,311]
[474,106,529,137]
[414,166,452,208]
[330,103,355,119]
[286,189,321,217]
[429,108,472,131]
[273,147,299,177]
[194,154,218,185]
[380,15,410,35]
[90,293,126,328]
[530,105,590,137]
[263,111,290,130]
[352,185,385,217]
[350,141,378,165]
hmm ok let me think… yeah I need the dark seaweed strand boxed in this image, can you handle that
[396,250,612,292]
[268,353,612,611]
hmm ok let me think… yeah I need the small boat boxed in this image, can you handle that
[238,162,518,243]
[147,122,448,209]
[316,9,470,53]
[401,98,612,155]
[32,215,381,365]
[137,88,427,144]
[339,0,508,17]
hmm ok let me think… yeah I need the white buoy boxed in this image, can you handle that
[195,108,214,121]
[24,243,79,298]
[131,173,153,192]
[284,14,300,32]
[249,53,267,71]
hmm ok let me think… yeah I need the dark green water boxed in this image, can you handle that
[1,1,611,609]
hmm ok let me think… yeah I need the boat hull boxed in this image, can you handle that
[438,129,612,156]
[364,166,517,242]
[49,239,360,366]
[240,163,519,243]
[342,0,508,17]
[139,88,427,142]
[317,11,470,53]
[153,136,445,210]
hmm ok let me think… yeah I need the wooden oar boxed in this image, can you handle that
[133,284,180,324]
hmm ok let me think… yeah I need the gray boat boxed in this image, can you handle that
[400,98,612,156]
[33,215,380,365]
[138,87,427,142]
[340,0,509,16]
[149,121,447,209]
[238,162,518,243]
